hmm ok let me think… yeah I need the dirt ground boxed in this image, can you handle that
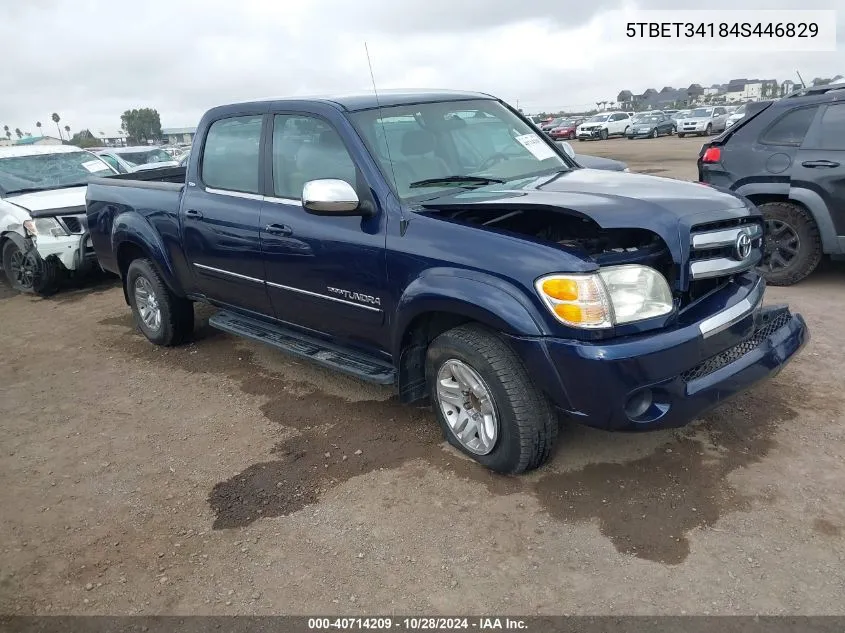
[1,137,844,616]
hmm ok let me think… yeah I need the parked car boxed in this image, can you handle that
[540,117,566,132]
[670,109,691,127]
[87,90,807,474]
[0,145,115,293]
[178,149,191,167]
[676,106,730,137]
[548,118,584,140]
[698,84,845,285]
[96,147,180,174]
[631,110,665,122]
[576,111,632,140]
[557,141,629,171]
[626,113,676,139]
[724,103,748,129]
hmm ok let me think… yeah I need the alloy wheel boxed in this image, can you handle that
[436,359,499,455]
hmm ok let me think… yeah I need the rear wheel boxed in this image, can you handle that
[2,240,59,295]
[757,201,822,286]
[569,131,575,140]
[426,324,558,474]
[126,258,194,346]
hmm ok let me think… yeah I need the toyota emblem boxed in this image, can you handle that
[734,231,752,260]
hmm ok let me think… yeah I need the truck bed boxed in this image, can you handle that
[89,166,186,190]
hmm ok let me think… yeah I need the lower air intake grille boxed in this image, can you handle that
[681,311,793,383]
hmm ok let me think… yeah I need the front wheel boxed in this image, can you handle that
[704,123,712,136]
[426,324,558,474]
[600,128,608,140]
[677,133,686,138]
[2,240,59,295]
[126,258,194,346]
[651,128,658,139]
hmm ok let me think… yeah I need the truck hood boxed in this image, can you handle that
[4,186,87,217]
[417,168,752,263]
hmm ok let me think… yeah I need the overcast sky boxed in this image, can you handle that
[1,0,842,136]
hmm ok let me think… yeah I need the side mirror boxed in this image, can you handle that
[558,141,576,159]
[302,179,368,216]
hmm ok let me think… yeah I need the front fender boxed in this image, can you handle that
[392,267,548,356]
[112,212,185,296]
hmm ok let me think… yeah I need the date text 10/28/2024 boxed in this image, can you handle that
[308,617,527,630]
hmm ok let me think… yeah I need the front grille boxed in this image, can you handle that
[60,215,83,234]
[681,311,793,383]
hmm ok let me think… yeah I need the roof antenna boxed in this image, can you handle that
[796,70,807,90]
[365,42,408,235]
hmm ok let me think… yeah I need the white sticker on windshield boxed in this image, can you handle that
[515,133,556,161]
[82,159,108,173]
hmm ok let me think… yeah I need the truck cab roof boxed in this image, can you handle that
[219,89,496,114]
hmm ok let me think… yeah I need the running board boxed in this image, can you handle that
[208,311,396,385]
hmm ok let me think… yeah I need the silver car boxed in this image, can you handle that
[676,106,730,137]
[724,103,748,130]
[95,147,180,174]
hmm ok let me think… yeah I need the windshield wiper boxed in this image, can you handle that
[5,183,87,195]
[408,175,504,188]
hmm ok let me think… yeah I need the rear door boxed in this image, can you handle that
[259,112,387,351]
[793,101,845,238]
[181,112,274,316]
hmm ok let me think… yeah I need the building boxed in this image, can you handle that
[780,80,796,96]
[14,135,62,146]
[0,138,12,147]
[94,130,128,147]
[162,127,196,145]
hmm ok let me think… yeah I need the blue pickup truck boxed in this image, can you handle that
[86,90,808,473]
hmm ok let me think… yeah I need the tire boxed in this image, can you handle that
[2,239,59,295]
[577,138,585,142]
[677,133,685,138]
[569,131,575,140]
[704,123,712,136]
[757,201,822,286]
[651,128,658,139]
[600,128,608,140]
[671,125,677,134]
[126,258,194,346]
[426,324,558,474]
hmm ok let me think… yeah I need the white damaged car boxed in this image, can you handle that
[0,145,115,294]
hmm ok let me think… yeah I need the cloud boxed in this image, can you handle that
[0,0,841,134]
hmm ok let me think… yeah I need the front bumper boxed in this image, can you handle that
[577,128,604,139]
[505,286,808,431]
[626,129,654,138]
[32,231,96,271]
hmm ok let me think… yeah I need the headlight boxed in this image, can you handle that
[535,265,673,329]
[23,217,68,238]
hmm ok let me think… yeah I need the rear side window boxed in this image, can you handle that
[816,103,845,150]
[759,106,818,146]
[201,115,262,193]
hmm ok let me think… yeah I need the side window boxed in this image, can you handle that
[714,107,725,116]
[816,103,845,150]
[101,155,122,173]
[201,115,262,194]
[612,113,626,121]
[759,106,818,146]
[272,114,356,200]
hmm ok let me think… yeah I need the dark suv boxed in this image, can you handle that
[698,83,845,285]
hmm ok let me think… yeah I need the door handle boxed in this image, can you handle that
[264,223,293,236]
[185,209,203,219]
[802,160,840,168]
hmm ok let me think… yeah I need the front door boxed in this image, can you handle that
[259,113,387,352]
[794,102,845,238]
[181,113,273,316]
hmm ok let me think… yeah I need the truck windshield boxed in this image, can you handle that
[114,149,173,167]
[0,151,113,195]
[349,99,568,201]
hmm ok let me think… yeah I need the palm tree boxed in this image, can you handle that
[51,113,62,140]
[596,101,602,111]
[36,121,42,136]
[15,128,22,139]
[3,125,9,139]
[64,125,70,139]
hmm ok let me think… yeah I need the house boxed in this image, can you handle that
[0,138,12,147]
[686,84,704,103]
[162,127,196,145]
[13,135,62,146]
[780,79,796,96]
[94,130,128,147]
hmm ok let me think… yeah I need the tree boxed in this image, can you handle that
[120,108,163,143]
[69,129,101,149]
[51,113,62,140]
[3,125,9,140]
[64,124,70,138]
[595,101,602,111]
[36,121,42,136]
[15,128,22,139]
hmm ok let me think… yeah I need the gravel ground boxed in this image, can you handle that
[1,137,843,615]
